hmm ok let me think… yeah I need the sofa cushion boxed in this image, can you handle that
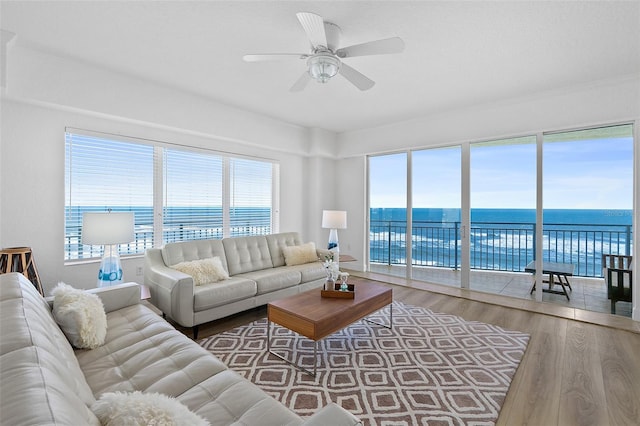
[171,257,229,285]
[0,273,100,425]
[193,277,257,311]
[265,232,303,267]
[162,239,229,273]
[236,269,301,295]
[77,303,227,395]
[286,262,326,283]
[76,301,302,425]
[180,370,302,425]
[223,235,273,275]
[52,282,108,349]
[92,391,209,426]
[282,242,318,266]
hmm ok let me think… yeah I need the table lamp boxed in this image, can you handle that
[321,210,347,266]
[82,211,135,287]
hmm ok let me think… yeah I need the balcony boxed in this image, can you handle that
[370,220,633,317]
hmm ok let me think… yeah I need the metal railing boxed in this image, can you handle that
[370,220,633,277]
[64,223,271,261]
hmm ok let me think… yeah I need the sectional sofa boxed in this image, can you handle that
[0,272,360,425]
[144,232,328,338]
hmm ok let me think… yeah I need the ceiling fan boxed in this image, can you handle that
[243,12,405,92]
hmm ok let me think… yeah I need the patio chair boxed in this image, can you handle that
[602,254,633,314]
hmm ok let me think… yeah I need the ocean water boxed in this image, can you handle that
[370,208,633,277]
[66,206,633,277]
[370,207,634,226]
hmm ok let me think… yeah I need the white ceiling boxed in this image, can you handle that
[2,1,639,133]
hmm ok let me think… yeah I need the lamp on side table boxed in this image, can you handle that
[321,210,347,268]
[82,211,135,288]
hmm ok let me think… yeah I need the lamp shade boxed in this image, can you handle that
[322,210,347,229]
[82,212,135,245]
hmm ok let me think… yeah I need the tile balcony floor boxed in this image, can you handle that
[368,263,633,318]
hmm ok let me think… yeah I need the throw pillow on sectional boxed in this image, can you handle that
[92,391,209,426]
[51,282,107,349]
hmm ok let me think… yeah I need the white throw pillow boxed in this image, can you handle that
[171,257,229,285]
[52,282,107,349]
[282,242,318,266]
[92,391,209,426]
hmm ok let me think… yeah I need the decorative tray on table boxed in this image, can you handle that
[321,283,355,299]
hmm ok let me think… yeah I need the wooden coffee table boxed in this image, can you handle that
[267,278,392,376]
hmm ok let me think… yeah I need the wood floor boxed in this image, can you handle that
[178,279,640,426]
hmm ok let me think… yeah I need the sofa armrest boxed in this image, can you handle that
[300,403,361,426]
[86,282,141,313]
[144,248,196,326]
[45,282,141,313]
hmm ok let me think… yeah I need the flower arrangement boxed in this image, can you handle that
[322,253,340,284]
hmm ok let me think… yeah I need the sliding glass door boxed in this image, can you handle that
[369,153,407,278]
[367,122,634,317]
[412,147,461,287]
[543,124,634,315]
[470,137,536,296]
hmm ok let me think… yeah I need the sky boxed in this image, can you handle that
[370,131,634,210]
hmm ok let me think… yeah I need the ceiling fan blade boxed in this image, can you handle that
[336,37,405,58]
[296,12,328,49]
[339,63,375,91]
[243,53,308,62]
[290,71,311,92]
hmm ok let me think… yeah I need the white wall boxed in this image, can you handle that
[337,75,640,156]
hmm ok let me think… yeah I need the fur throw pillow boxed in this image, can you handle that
[171,257,229,285]
[92,391,209,426]
[282,242,318,266]
[52,282,107,349]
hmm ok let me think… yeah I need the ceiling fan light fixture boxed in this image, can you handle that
[307,53,340,83]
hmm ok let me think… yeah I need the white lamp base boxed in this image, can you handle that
[97,244,124,287]
[328,228,340,269]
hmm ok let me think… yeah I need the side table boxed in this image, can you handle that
[0,247,44,296]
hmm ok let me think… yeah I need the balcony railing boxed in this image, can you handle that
[64,223,271,261]
[370,220,633,277]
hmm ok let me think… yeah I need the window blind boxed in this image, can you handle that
[65,133,155,260]
[163,148,224,243]
[229,158,273,236]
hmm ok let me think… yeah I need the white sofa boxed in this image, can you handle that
[144,232,328,338]
[0,272,360,425]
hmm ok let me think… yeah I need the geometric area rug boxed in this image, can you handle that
[199,301,530,426]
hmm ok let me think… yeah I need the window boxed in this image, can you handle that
[65,130,278,261]
[229,158,273,237]
[163,148,224,243]
[64,133,154,260]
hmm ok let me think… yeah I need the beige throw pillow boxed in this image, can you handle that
[171,257,229,285]
[282,242,318,266]
[52,282,108,349]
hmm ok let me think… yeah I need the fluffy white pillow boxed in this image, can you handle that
[92,391,209,426]
[282,242,318,266]
[171,257,229,285]
[52,282,107,349]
